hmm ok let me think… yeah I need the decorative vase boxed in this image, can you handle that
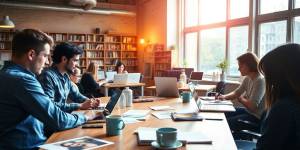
[220,71,226,81]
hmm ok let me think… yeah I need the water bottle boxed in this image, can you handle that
[179,69,187,84]
[123,87,133,107]
[118,92,126,109]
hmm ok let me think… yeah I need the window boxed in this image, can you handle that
[293,17,300,44]
[296,0,300,8]
[199,28,226,74]
[230,0,249,19]
[199,0,226,24]
[185,0,199,27]
[184,33,198,70]
[229,26,248,76]
[259,21,287,57]
[260,0,288,14]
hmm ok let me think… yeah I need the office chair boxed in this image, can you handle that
[207,81,226,96]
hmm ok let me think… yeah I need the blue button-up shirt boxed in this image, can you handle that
[0,62,86,149]
[39,66,88,112]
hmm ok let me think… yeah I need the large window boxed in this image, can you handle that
[199,0,226,25]
[185,33,198,70]
[259,21,287,57]
[180,0,300,78]
[260,0,288,14]
[229,26,248,76]
[293,17,300,44]
[199,28,226,74]
[230,0,249,19]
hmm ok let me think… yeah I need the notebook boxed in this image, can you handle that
[154,77,179,97]
[196,98,236,112]
[171,112,203,121]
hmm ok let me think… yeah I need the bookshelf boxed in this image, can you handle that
[0,31,138,72]
[153,44,172,77]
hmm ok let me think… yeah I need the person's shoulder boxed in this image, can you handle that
[273,97,300,113]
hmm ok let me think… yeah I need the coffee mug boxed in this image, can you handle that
[181,92,192,103]
[156,127,177,147]
[106,115,125,136]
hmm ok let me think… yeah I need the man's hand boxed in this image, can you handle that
[79,98,101,110]
[83,110,104,121]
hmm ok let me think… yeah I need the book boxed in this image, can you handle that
[171,112,203,121]
[151,111,172,119]
[136,127,212,146]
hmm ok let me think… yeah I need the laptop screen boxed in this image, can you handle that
[105,89,122,113]
[106,71,117,81]
[97,70,105,80]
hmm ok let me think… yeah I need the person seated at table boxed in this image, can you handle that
[216,52,265,134]
[115,61,128,74]
[80,62,105,98]
[255,43,300,149]
[69,67,82,91]
[39,42,101,113]
[0,29,101,149]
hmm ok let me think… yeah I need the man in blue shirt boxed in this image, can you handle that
[39,42,100,113]
[0,29,100,149]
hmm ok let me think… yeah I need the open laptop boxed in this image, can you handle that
[97,70,105,80]
[113,74,128,84]
[154,77,179,97]
[104,89,122,114]
[127,73,141,83]
[105,71,117,82]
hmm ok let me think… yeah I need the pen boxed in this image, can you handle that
[204,118,223,121]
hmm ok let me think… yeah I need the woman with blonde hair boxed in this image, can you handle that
[80,62,105,98]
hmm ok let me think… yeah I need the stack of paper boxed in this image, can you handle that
[136,127,212,145]
[122,110,150,121]
[149,105,175,111]
[151,111,172,119]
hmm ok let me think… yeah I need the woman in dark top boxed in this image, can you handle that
[115,61,128,74]
[256,43,300,149]
[80,62,105,98]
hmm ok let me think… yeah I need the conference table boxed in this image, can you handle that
[147,84,216,96]
[103,83,145,96]
[46,97,237,150]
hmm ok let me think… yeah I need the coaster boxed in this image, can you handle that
[151,141,183,150]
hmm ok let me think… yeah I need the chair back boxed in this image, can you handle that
[163,70,181,81]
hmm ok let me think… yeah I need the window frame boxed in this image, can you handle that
[179,0,300,80]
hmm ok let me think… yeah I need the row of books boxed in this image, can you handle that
[0,43,10,50]
[86,51,104,58]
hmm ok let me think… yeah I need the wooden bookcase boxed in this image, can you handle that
[0,31,138,72]
[153,45,172,77]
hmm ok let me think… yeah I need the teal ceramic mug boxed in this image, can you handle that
[181,92,192,103]
[156,127,178,147]
[106,115,125,136]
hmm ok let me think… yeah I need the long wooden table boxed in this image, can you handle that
[147,84,216,96]
[46,98,237,150]
[103,83,145,96]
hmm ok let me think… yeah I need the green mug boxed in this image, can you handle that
[106,115,125,136]
[181,92,192,103]
[156,127,178,147]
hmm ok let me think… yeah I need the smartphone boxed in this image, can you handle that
[82,124,103,128]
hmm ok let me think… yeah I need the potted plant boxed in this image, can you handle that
[216,60,228,81]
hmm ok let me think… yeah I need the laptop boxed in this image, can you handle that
[97,70,105,80]
[104,89,122,114]
[127,73,141,83]
[195,97,236,112]
[113,74,128,84]
[154,77,179,97]
[105,71,117,82]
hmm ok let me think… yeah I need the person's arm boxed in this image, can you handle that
[39,72,80,112]
[238,78,265,113]
[217,79,247,100]
[256,102,294,150]
[15,76,100,131]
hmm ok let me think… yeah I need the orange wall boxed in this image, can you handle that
[0,8,136,34]
[137,0,167,74]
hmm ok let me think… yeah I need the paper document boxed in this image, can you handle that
[149,106,175,111]
[151,111,172,119]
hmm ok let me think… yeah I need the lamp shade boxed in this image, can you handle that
[0,16,15,28]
